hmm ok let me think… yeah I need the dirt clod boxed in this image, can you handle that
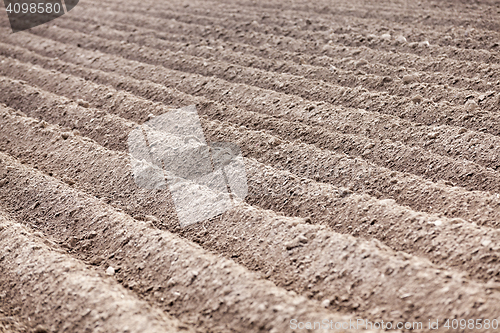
[145,215,159,223]
[63,177,75,186]
[68,236,78,248]
[33,325,48,333]
[355,59,368,68]
[76,99,89,108]
[411,95,423,103]
[106,266,115,275]
[427,132,439,140]
[465,99,478,111]
[380,33,391,41]
[402,74,417,84]
[395,35,407,43]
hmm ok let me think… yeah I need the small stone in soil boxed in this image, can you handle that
[465,100,478,111]
[411,95,423,103]
[106,266,115,275]
[77,99,89,108]
[402,74,416,84]
[380,33,391,41]
[395,35,407,43]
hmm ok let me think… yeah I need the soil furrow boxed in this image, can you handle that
[0,211,192,333]
[3,78,500,285]
[2,105,500,326]
[180,0,498,29]
[3,2,499,99]
[64,5,500,97]
[42,16,500,170]
[204,0,497,20]
[104,0,500,63]
[5,30,500,194]
[0,151,364,333]
[84,0,500,84]
[26,24,500,141]
[220,0,500,34]
[208,0,500,45]
[2,0,500,330]
[1,60,500,230]
[54,12,500,119]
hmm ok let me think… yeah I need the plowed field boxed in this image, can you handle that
[1,0,500,332]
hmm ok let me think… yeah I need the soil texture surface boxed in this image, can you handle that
[1,0,500,332]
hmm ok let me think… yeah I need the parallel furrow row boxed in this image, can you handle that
[209,0,500,33]
[0,211,191,333]
[43,14,500,170]
[0,149,361,333]
[57,4,500,95]
[2,47,500,230]
[7,28,500,194]
[3,102,500,326]
[124,0,500,62]
[214,0,500,46]
[3,76,500,285]
[2,0,500,331]
[247,0,500,33]
[29,16,500,142]
[88,0,500,83]
[62,12,488,112]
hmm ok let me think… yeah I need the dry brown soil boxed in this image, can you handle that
[1,0,500,332]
